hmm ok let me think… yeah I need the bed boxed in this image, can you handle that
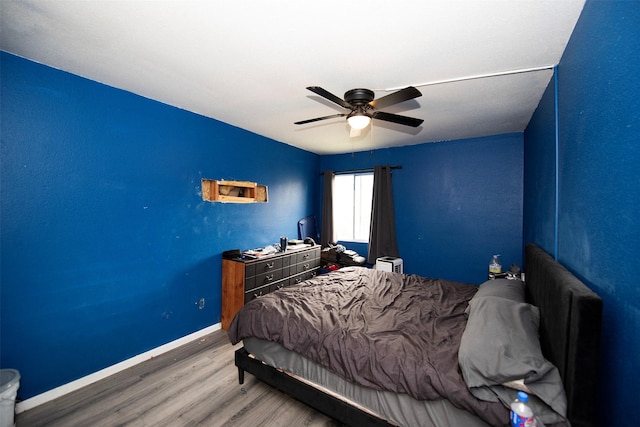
[227,243,602,427]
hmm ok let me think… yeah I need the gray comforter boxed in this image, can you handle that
[228,267,509,426]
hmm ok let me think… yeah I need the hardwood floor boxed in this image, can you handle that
[16,330,342,427]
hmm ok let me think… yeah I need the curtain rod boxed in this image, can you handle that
[320,165,402,175]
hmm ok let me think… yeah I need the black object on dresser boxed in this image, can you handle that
[221,245,320,330]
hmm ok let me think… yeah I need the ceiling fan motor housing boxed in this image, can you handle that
[344,88,375,106]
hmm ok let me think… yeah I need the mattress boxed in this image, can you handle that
[244,337,491,427]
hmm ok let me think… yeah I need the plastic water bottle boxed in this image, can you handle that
[488,254,502,279]
[510,391,537,426]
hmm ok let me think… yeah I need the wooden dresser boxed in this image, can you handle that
[221,244,321,329]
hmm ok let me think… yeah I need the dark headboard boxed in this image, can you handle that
[524,243,603,427]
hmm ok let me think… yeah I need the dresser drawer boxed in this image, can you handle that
[281,253,293,269]
[279,263,291,278]
[255,257,283,273]
[296,249,317,264]
[245,263,256,278]
[300,269,319,281]
[244,284,270,303]
[246,270,285,291]
[271,281,287,293]
[289,268,319,286]
[289,274,306,287]
[255,268,284,288]
[294,260,314,274]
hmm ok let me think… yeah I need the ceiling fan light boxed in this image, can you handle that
[347,114,371,130]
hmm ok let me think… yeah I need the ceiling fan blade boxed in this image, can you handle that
[368,86,422,110]
[294,113,347,125]
[372,111,424,127]
[306,86,352,109]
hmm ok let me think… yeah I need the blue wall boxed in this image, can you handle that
[5,2,636,416]
[523,1,640,424]
[320,132,524,284]
[0,52,319,399]
[523,77,558,252]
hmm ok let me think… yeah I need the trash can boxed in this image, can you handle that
[0,369,20,427]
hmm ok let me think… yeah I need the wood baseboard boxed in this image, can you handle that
[16,323,221,413]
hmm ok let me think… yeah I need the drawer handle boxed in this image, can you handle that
[302,263,310,270]
[276,284,284,290]
[264,274,274,283]
[295,277,303,284]
[302,254,310,259]
[265,262,275,269]
[253,291,263,299]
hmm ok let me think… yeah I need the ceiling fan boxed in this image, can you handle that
[294,86,424,131]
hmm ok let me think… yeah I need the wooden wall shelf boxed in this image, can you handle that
[202,179,268,203]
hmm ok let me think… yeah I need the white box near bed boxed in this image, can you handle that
[375,256,403,273]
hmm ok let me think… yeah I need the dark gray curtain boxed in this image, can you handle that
[367,165,399,264]
[321,170,334,247]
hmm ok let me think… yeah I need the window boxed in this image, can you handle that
[333,173,374,242]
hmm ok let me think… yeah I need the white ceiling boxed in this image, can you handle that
[0,1,585,155]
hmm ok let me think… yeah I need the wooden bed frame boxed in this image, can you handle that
[235,243,602,427]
